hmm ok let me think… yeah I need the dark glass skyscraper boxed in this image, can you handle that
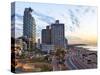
[23,7,36,50]
[41,20,66,49]
[51,20,66,49]
[42,26,51,44]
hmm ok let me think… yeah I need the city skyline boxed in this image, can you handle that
[11,2,97,73]
[11,2,97,45]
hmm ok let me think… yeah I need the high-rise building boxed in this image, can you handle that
[51,20,66,49]
[41,26,51,44]
[41,20,67,52]
[23,7,36,50]
[41,26,54,53]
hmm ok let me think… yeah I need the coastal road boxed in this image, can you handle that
[71,55,90,69]
[65,55,89,70]
[65,56,78,70]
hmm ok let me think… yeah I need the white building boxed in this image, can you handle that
[36,39,41,49]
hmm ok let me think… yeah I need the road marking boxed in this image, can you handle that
[68,57,78,69]
[65,56,78,69]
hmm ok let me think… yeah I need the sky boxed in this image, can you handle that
[11,1,97,45]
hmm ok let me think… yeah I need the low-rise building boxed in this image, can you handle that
[41,44,54,53]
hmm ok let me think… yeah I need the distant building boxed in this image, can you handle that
[15,38,23,50]
[65,38,68,48]
[41,44,54,53]
[15,38,23,56]
[41,26,51,44]
[23,41,27,51]
[36,39,41,49]
[51,20,66,49]
[23,7,36,50]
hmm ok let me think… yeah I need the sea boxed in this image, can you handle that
[76,45,97,51]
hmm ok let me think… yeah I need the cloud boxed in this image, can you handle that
[11,23,23,38]
[11,11,56,38]
[11,10,56,25]
[75,6,96,14]
[32,10,55,24]
[67,35,82,40]
[69,26,74,32]
[11,13,23,38]
[11,13,23,21]
[68,9,80,31]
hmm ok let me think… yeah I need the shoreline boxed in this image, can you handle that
[67,46,97,69]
